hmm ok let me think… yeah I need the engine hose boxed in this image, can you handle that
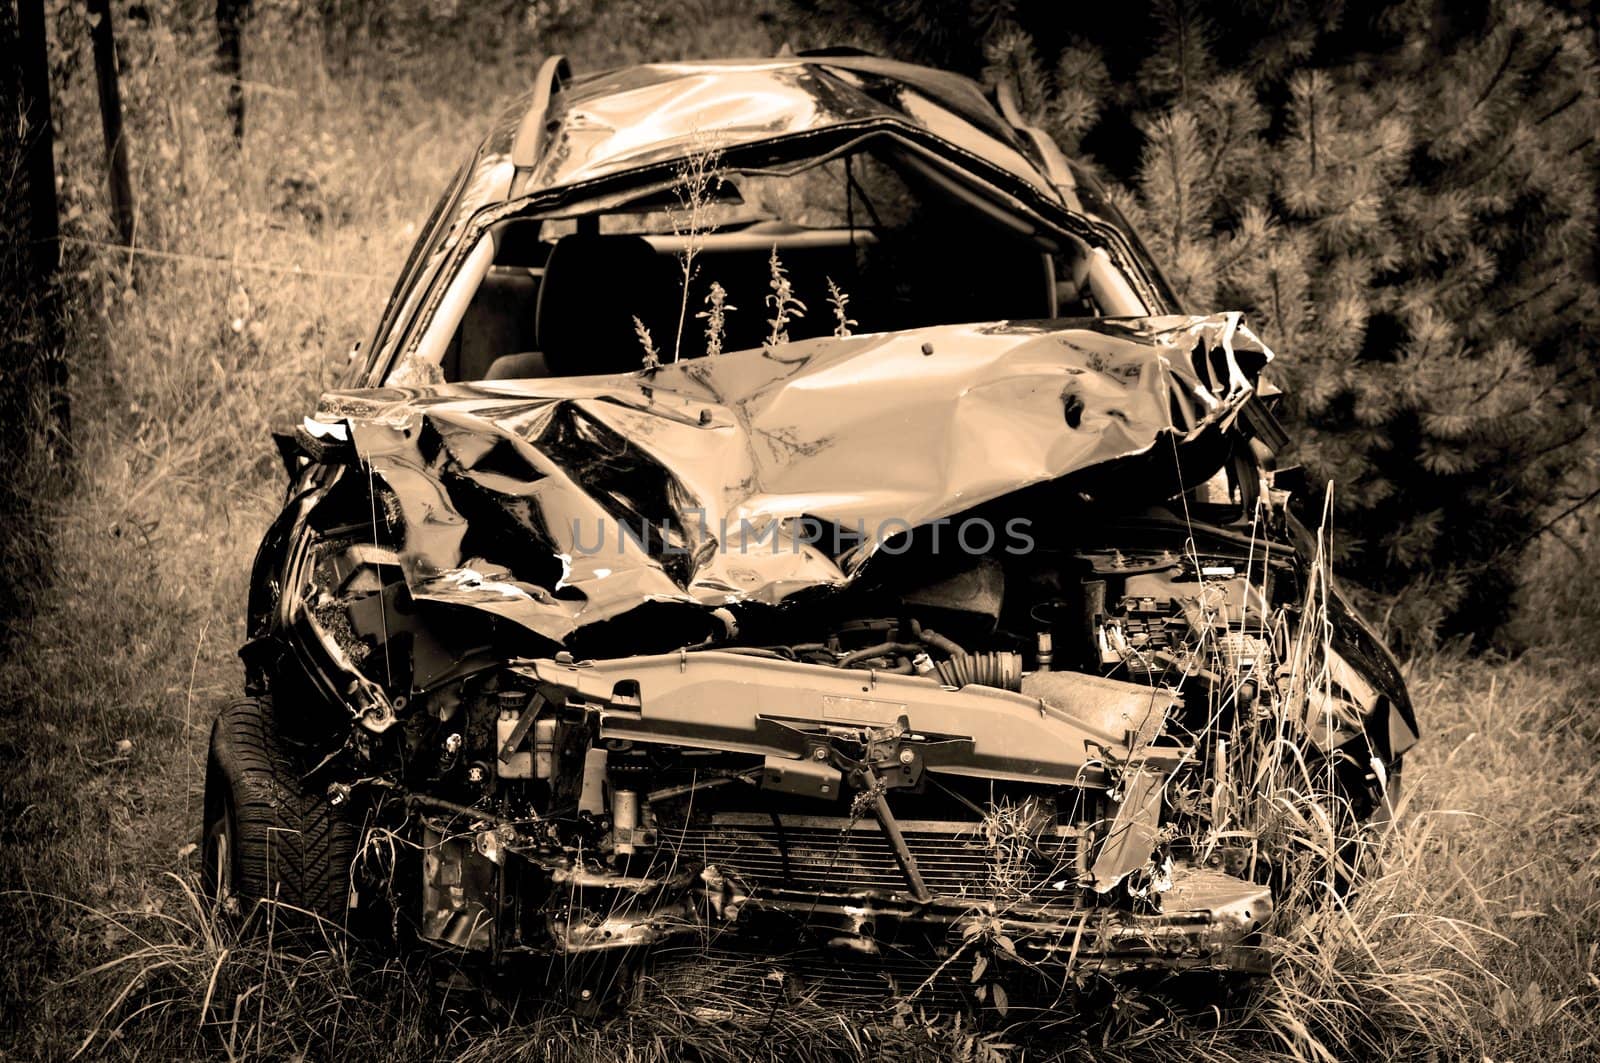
[929,646,1023,692]
[916,625,968,660]
[838,641,923,668]
[711,646,795,660]
[840,654,916,674]
[965,650,1023,691]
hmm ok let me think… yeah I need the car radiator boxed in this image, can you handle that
[654,812,1086,905]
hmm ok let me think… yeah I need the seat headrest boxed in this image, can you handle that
[535,234,675,376]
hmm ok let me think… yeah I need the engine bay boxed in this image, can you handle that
[290,508,1355,999]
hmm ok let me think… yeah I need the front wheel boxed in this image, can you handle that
[202,696,357,927]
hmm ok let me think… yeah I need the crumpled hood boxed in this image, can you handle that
[314,314,1271,645]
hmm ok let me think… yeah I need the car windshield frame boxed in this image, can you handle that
[368,123,1175,387]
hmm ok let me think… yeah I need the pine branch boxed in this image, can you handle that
[1457,134,1527,190]
[1513,483,1600,554]
[1269,268,1284,339]
[1535,89,1582,126]
[1522,423,1592,463]
[1467,353,1519,406]
[1493,277,1563,320]
[1305,77,1319,174]
[1472,28,1525,109]
[1175,1,1194,101]
[1167,134,1187,252]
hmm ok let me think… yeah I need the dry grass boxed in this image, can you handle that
[3,6,1597,1060]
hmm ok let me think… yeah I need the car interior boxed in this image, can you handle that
[414,144,1144,384]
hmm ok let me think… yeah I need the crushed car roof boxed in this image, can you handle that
[511,56,1057,197]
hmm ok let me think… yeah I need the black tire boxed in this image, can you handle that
[202,696,357,927]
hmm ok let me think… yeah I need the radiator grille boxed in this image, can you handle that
[641,943,966,1015]
[656,814,1084,906]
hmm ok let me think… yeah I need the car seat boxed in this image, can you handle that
[534,234,677,376]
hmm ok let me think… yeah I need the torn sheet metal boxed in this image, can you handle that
[317,314,1272,645]
[1089,767,1167,893]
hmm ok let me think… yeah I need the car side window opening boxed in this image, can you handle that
[391,142,1148,386]
[363,161,478,383]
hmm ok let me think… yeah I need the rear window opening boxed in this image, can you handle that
[396,139,1145,386]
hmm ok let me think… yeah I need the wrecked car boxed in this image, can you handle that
[203,52,1418,1018]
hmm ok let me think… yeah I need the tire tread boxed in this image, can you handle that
[206,696,356,923]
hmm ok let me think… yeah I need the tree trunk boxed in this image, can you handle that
[217,0,249,145]
[16,0,60,284]
[88,0,135,246]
